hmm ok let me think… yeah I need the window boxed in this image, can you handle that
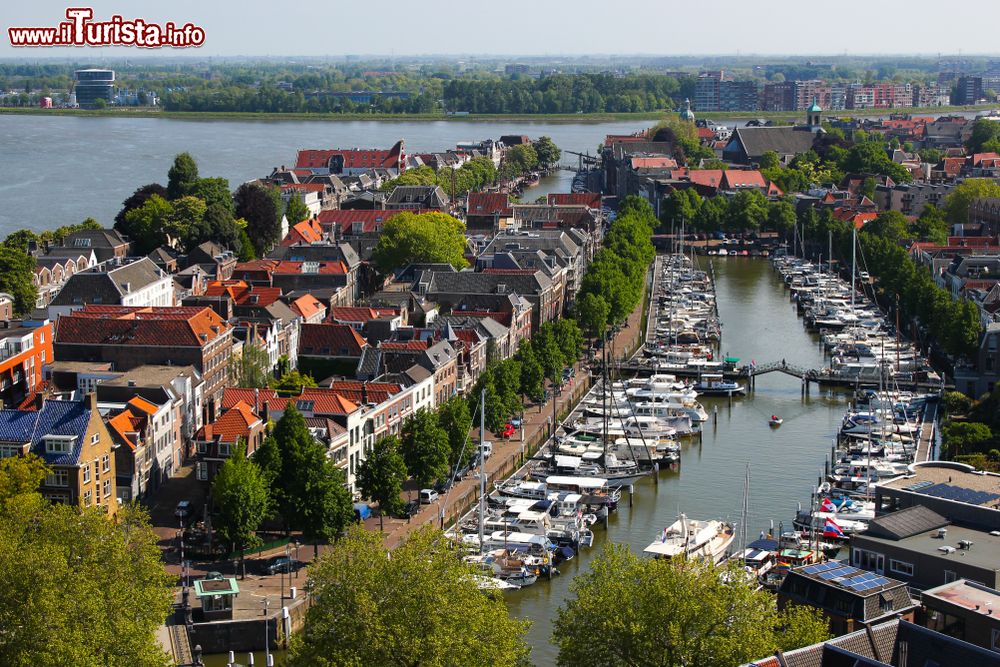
[83,490,92,507]
[879,594,895,613]
[945,570,958,584]
[889,559,914,577]
[102,479,111,498]
[44,436,74,454]
[219,442,231,457]
[101,454,110,473]
[83,464,91,484]
[44,469,69,487]
[0,445,19,458]
[196,462,208,481]
[196,442,207,455]
[991,628,1000,652]
[91,433,99,445]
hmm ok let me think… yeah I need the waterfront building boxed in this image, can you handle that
[295,140,406,176]
[922,579,1000,651]
[74,69,114,109]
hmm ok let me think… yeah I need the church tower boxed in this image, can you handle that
[807,96,822,130]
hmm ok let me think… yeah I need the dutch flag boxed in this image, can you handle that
[820,498,837,513]
[823,518,846,539]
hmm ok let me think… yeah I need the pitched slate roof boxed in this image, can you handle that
[421,269,552,297]
[863,505,949,541]
[0,399,93,466]
[61,229,128,250]
[56,305,229,348]
[50,257,166,307]
[727,126,818,159]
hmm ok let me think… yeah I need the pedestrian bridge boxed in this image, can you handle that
[739,360,811,380]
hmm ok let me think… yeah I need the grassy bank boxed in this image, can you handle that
[3,103,994,124]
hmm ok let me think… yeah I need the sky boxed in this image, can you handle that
[2,0,1000,58]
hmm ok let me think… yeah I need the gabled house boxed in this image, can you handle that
[385,185,450,211]
[466,192,514,232]
[193,401,265,483]
[295,140,406,176]
[0,393,118,515]
[60,229,130,263]
[106,394,176,502]
[297,323,368,379]
[48,256,173,319]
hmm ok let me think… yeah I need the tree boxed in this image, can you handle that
[269,370,318,395]
[943,178,1000,227]
[438,395,473,471]
[166,152,199,200]
[120,194,174,255]
[503,143,539,176]
[371,211,468,274]
[0,501,173,666]
[1,229,39,253]
[0,454,47,504]
[533,136,562,165]
[272,405,355,552]
[517,341,546,401]
[92,97,107,110]
[576,292,610,341]
[552,543,830,667]
[727,189,769,232]
[284,193,310,225]
[211,441,270,578]
[167,195,207,247]
[0,247,38,316]
[913,205,949,244]
[228,342,272,388]
[942,421,993,457]
[766,200,797,236]
[660,189,702,229]
[966,117,1000,154]
[289,526,530,666]
[840,141,912,183]
[356,435,408,529]
[115,183,168,229]
[235,182,283,256]
[400,409,450,489]
[758,150,781,170]
[552,319,584,364]
[863,210,913,244]
[254,434,282,489]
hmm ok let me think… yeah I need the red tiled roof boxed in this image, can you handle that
[205,281,282,307]
[290,294,325,320]
[379,340,429,351]
[697,127,715,140]
[972,152,1000,166]
[126,396,159,415]
[295,141,404,171]
[56,305,229,348]
[329,306,380,323]
[283,217,325,245]
[547,193,602,209]
[720,170,766,189]
[942,157,964,176]
[630,157,679,170]
[108,410,144,450]
[467,192,512,217]
[947,236,997,247]
[196,401,262,443]
[233,259,347,277]
[222,388,358,416]
[327,380,402,405]
[281,183,327,192]
[685,170,726,188]
[299,323,367,357]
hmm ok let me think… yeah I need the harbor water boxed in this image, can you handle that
[507,256,852,666]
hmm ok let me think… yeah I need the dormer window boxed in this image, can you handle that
[44,435,76,454]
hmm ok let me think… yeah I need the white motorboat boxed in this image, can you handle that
[643,515,735,563]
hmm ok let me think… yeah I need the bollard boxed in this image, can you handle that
[628,484,634,507]
[653,461,659,484]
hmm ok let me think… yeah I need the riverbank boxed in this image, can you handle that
[1,103,995,123]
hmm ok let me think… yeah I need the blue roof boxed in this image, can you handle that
[0,400,92,466]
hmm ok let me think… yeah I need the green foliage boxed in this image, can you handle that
[0,501,173,666]
[235,182,284,256]
[228,343,272,388]
[501,143,540,180]
[941,421,994,458]
[767,200,798,235]
[913,205,949,244]
[120,194,174,255]
[966,118,1000,154]
[237,226,256,261]
[576,292,610,341]
[272,405,355,548]
[515,341,546,401]
[943,178,1000,227]
[212,440,270,571]
[0,247,38,316]
[942,391,974,417]
[552,318,585,364]
[552,543,830,667]
[372,211,468,274]
[0,454,47,505]
[727,189,769,231]
[660,188,702,228]
[863,210,913,244]
[381,157,498,199]
[269,369,318,395]
[356,435,408,524]
[284,193,310,225]
[166,152,199,199]
[533,136,562,165]
[114,183,167,228]
[289,526,530,667]
[840,141,912,183]
[438,396,473,470]
[253,435,282,490]
[918,147,944,165]
[758,150,781,170]
[400,409,451,488]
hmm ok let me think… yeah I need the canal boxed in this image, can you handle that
[506,256,852,666]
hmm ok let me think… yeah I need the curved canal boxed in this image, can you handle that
[507,256,852,666]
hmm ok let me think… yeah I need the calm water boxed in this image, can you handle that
[507,257,851,666]
[0,115,638,235]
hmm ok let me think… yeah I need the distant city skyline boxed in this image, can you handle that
[2,0,999,58]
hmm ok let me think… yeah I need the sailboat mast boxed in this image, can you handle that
[741,463,750,553]
[479,388,486,555]
[851,225,857,310]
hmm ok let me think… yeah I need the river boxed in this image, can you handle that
[506,256,851,666]
[0,115,639,236]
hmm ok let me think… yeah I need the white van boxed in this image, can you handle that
[419,488,439,504]
[479,440,493,459]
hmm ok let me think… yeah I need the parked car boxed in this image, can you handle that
[419,488,440,504]
[510,417,522,428]
[395,500,420,519]
[174,500,192,519]
[501,423,516,439]
[262,556,296,575]
[479,440,493,458]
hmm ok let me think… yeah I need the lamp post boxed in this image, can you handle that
[263,597,270,663]
[284,543,291,595]
[294,540,300,579]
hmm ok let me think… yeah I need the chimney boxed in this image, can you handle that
[362,384,368,404]
[86,391,98,411]
[261,398,270,421]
